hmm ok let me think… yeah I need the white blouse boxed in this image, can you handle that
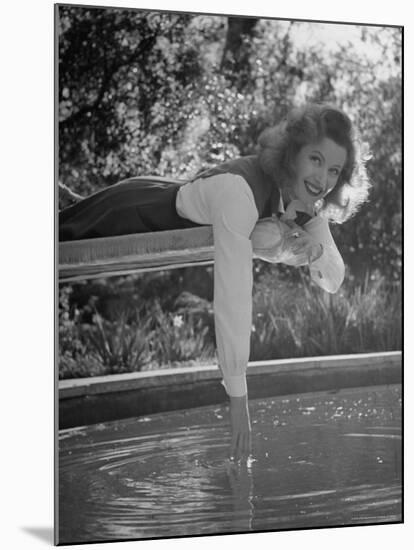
[176,173,344,398]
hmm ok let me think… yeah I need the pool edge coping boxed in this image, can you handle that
[59,351,402,400]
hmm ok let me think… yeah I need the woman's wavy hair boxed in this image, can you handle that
[257,103,372,223]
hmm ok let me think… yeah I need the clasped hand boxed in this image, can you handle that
[283,220,323,265]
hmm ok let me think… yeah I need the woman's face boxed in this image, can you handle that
[289,137,347,206]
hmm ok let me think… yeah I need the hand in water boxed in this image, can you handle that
[229,395,252,462]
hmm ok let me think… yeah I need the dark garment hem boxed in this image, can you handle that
[59,177,201,242]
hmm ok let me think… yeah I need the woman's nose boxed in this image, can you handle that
[312,166,327,188]
[316,166,329,190]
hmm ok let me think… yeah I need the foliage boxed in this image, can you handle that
[250,267,401,360]
[83,310,153,374]
[58,7,401,279]
[59,284,87,358]
[58,284,217,378]
[57,7,402,379]
[59,284,106,378]
[149,301,215,365]
[58,269,401,379]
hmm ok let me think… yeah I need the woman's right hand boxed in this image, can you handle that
[283,222,323,265]
[229,394,252,462]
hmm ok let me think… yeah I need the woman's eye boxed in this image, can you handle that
[310,155,321,165]
[329,168,340,177]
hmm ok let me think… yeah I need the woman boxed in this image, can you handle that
[59,103,371,462]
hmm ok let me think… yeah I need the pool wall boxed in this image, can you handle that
[58,351,401,429]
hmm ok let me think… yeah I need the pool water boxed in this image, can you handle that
[58,384,402,544]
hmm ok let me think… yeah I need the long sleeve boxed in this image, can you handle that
[176,174,259,397]
[303,216,345,293]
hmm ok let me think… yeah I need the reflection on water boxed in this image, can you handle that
[58,384,402,544]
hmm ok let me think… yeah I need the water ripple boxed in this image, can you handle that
[59,384,402,544]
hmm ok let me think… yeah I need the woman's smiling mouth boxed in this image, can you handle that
[304,180,323,197]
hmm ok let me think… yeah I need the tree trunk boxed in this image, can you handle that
[220,16,258,89]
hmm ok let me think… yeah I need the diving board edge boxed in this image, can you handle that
[59,226,215,281]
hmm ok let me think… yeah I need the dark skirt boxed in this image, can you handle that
[59,177,201,241]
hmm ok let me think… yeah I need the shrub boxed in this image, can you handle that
[250,268,401,360]
[83,310,153,374]
[150,301,215,365]
[58,270,401,379]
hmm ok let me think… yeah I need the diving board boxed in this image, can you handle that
[59,226,215,282]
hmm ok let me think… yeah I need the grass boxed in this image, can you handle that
[58,270,401,379]
[250,270,401,361]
